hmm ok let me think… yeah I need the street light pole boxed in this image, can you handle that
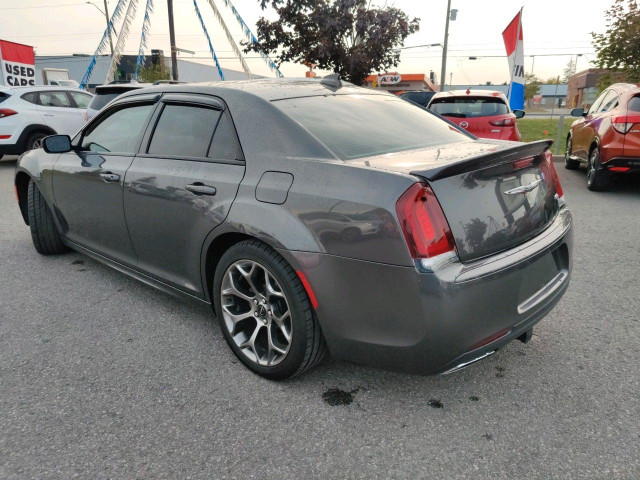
[167,0,179,81]
[86,1,115,56]
[440,0,452,92]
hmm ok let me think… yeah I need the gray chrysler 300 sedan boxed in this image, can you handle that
[14,78,573,380]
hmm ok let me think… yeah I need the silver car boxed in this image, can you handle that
[14,77,573,380]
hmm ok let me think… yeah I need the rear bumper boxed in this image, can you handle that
[284,208,573,375]
[603,156,640,173]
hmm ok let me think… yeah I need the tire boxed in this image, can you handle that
[213,240,328,380]
[586,147,610,192]
[27,180,68,255]
[26,132,48,151]
[564,136,580,170]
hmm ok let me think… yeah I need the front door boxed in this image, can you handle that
[36,90,84,135]
[52,100,157,266]
[123,94,245,297]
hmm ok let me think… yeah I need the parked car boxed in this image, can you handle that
[14,78,572,380]
[399,90,436,107]
[85,83,149,121]
[428,89,525,141]
[565,83,640,191]
[0,86,93,159]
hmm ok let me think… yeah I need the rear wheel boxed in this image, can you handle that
[27,180,68,255]
[213,240,328,380]
[27,132,48,151]
[564,136,580,170]
[587,147,610,192]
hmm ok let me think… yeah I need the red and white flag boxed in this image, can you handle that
[502,9,525,110]
[0,40,36,87]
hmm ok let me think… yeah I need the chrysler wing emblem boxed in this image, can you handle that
[504,179,542,195]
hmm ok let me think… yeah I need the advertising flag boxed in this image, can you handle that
[502,9,524,110]
[0,40,36,87]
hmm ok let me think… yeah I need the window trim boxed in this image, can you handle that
[68,91,93,109]
[140,94,245,165]
[76,98,158,156]
[36,90,73,109]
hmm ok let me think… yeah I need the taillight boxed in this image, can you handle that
[543,150,564,198]
[612,115,640,134]
[489,115,516,127]
[396,183,455,259]
[0,109,17,119]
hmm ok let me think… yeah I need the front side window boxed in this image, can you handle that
[600,91,619,113]
[70,92,93,109]
[429,96,510,117]
[148,103,221,158]
[274,94,469,160]
[38,91,71,108]
[81,103,154,154]
[588,90,609,115]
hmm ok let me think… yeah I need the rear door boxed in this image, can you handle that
[123,93,245,297]
[36,90,82,135]
[572,90,613,159]
[52,97,157,266]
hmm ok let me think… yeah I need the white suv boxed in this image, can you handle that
[0,86,93,159]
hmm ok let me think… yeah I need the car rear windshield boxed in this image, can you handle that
[628,95,640,112]
[429,96,509,118]
[274,94,469,160]
[88,92,121,111]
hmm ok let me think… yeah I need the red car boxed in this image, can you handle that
[428,89,524,141]
[565,83,640,191]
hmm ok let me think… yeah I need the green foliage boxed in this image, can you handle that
[592,0,640,83]
[524,73,541,102]
[245,0,420,86]
[137,62,171,83]
[562,58,576,83]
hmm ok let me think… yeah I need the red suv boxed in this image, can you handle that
[428,89,524,141]
[565,83,640,191]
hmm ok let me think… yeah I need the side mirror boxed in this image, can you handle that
[43,134,72,154]
[570,108,585,118]
[513,109,525,119]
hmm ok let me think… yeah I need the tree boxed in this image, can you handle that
[244,0,420,85]
[562,58,576,83]
[524,73,541,104]
[592,0,640,83]
[137,61,171,83]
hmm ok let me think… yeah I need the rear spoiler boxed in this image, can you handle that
[413,140,553,181]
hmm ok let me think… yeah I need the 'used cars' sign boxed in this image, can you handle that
[0,40,36,87]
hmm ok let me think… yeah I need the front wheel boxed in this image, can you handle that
[213,240,328,380]
[27,180,69,255]
[564,136,580,170]
[587,148,610,192]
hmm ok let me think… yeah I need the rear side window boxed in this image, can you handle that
[208,112,244,161]
[274,94,469,160]
[38,91,71,108]
[70,92,93,109]
[429,96,509,117]
[628,95,640,112]
[20,92,37,104]
[0,92,10,104]
[88,92,120,111]
[81,103,154,154]
[401,91,434,107]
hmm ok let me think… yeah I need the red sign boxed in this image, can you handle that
[0,40,36,87]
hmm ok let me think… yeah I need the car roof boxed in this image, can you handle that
[431,89,508,101]
[608,83,640,94]
[115,77,389,102]
[94,83,151,93]
[4,85,89,93]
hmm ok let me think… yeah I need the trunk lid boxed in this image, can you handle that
[353,139,562,263]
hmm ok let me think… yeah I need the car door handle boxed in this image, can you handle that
[99,172,120,183]
[185,183,217,196]
[42,113,54,117]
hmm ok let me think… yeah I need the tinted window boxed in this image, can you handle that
[429,96,509,117]
[0,92,8,104]
[70,92,93,109]
[600,91,619,112]
[88,92,120,111]
[148,104,221,158]
[629,95,640,112]
[275,94,469,160]
[588,90,609,115]
[38,91,72,108]
[401,91,434,107]
[20,92,37,104]
[208,111,243,160]
[82,103,154,153]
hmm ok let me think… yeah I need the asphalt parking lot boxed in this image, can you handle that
[1,156,638,479]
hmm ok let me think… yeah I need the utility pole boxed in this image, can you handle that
[167,0,179,81]
[103,0,114,56]
[440,0,452,93]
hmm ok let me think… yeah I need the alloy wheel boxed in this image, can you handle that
[31,137,45,150]
[587,150,597,186]
[220,260,292,366]
[565,138,571,164]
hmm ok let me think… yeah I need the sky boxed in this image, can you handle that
[0,0,609,85]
